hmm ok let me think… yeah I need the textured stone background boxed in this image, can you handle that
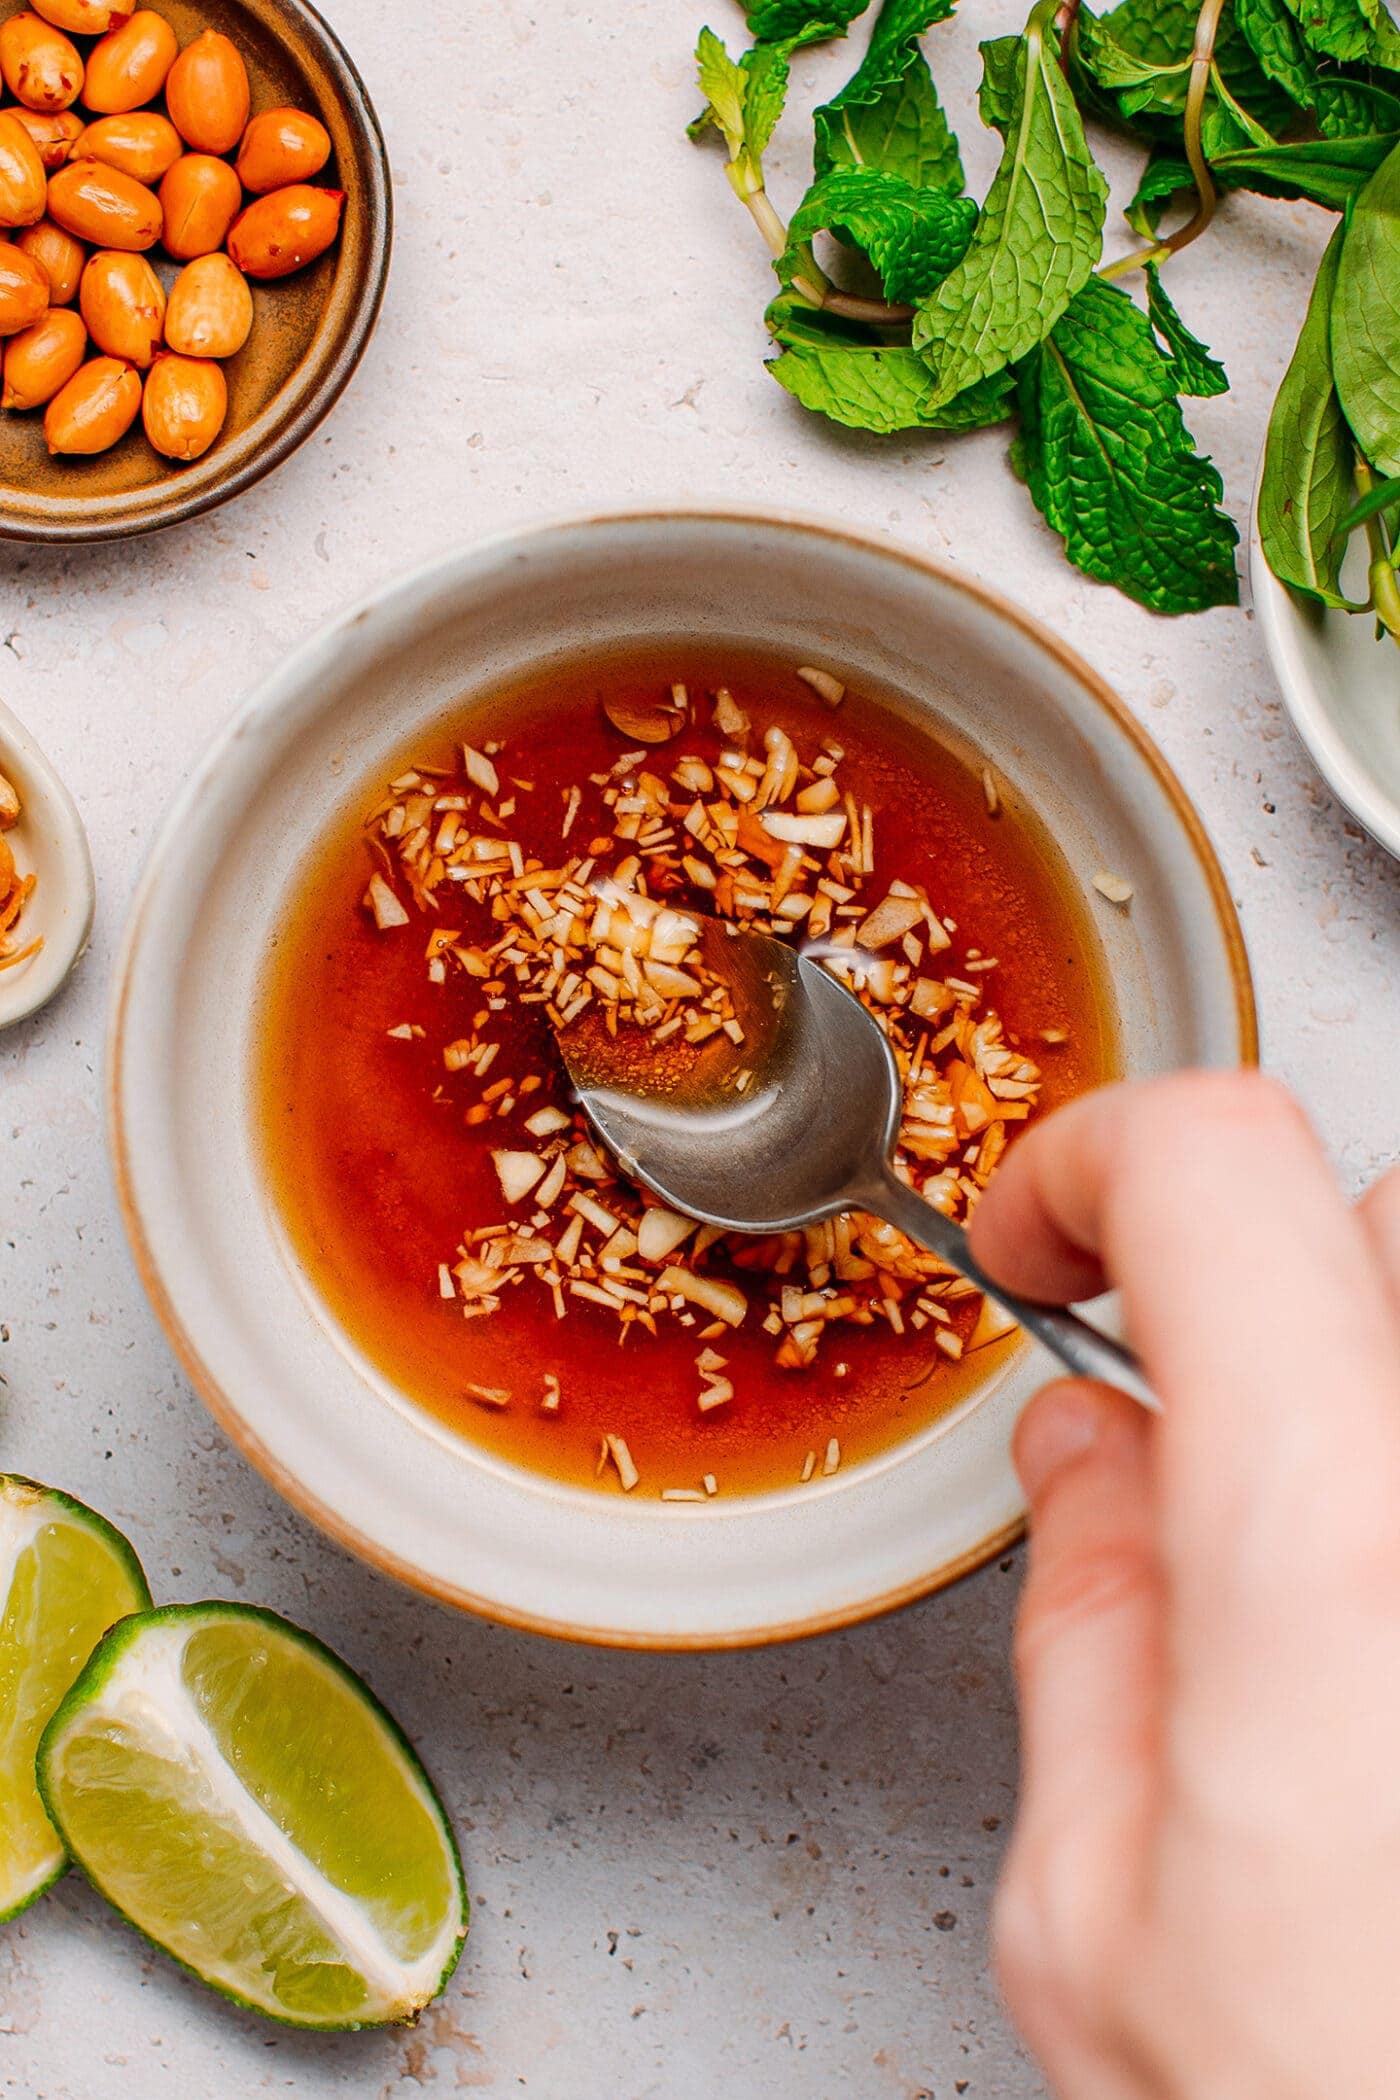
[3,2,1399,2095]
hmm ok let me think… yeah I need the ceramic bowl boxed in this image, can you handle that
[0,696,94,1029]
[1251,494,1400,863]
[0,0,390,544]
[109,511,1257,1649]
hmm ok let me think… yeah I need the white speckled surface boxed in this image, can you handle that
[3,3,1399,2095]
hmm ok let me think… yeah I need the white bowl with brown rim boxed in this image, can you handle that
[109,510,1256,1649]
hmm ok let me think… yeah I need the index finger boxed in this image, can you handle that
[970,1072,1400,1593]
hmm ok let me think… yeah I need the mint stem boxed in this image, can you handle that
[1096,0,1224,282]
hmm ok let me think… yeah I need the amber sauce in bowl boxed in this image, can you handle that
[255,648,1113,1500]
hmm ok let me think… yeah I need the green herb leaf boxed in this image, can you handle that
[692,28,796,185]
[913,5,1107,411]
[1335,471,1400,537]
[1014,275,1239,613]
[1312,76,1400,138]
[781,168,977,301]
[765,298,1017,432]
[1210,131,1399,207]
[1077,9,1193,94]
[1280,0,1400,68]
[1092,0,1298,132]
[746,0,869,45]
[1332,139,1400,474]
[1258,227,1357,605]
[1234,0,1318,109]
[695,27,749,151]
[813,0,962,188]
[1145,266,1229,395]
[1125,150,1195,234]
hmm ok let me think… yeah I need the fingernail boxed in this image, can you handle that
[1014,1386,1104,1503]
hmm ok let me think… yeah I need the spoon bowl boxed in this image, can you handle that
[562,918,1155,1409]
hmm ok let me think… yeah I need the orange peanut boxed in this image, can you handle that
[81,8,176,113]
[227,184,343,279]
[157,152,240,260]
[0,13,84,112]
[17,217,84,303]
[75,110,182,185]
[80,245,164,364]
[47,156,161,248]
[165,29,249,155]
[142,348,226,460]
[234,107,331,194]
[1,302,85,407]
[43,351,140,452]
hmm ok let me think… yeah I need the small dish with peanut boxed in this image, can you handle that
[0,693,94,1031]
[0,0,389,541]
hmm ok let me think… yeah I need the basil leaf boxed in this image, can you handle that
[814,0,962,188]
[765,299,1017,431]
[1281,0,1400,67]
[1211,131,1399,207]
[781,168,977,301]
[1015,276,1239,613]
[1145,266,1229,396]
[1332,139,1400,474]
[1334,470,1400,537]
[746,0,869,45]
[914,6,1107,411]
[1258,227,1356,604]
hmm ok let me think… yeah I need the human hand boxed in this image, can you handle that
[968,1071,1400,2100]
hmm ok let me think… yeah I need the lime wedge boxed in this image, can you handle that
[1,1474,151,1921]
[37,1602,468,2029]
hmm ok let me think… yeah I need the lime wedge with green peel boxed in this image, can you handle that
[37,1602,468,2029]
[1,1474,152,1922]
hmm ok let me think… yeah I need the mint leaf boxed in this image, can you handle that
[743,39,793,155]
[692,28,796,183]
[1211,131,1399,207]
[1234,0,1318,108]
[1333,138,1400,474]
[1126,150,1194,234]
[814,0,962,188]
[782,168,977,302]
[1258,227,1356,605]
[1015,276,1239,613]
[913,6,1107,412]
[1281,0,1400,66]
[695,27,748,150]
[976,33,1022,129]
[746,0,868,44]
[1094,0,1298,131]
[766,299,1017,432]
[1312,77,1400,137]
[1145,267,1229,396]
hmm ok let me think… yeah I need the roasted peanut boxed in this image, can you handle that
[0,238,49,334]
[75,110,182,185]
[10,108,83,172]
[163,251,251,359]
[142,349,225,460]
[0,13,83,112]
[17,217,84,304]
[29,0,132,32]
[1,302,85,407]
[81,8,177,113]
[80,246,163,364]
[227,184,343,280]
[234,107,331,194]
[43,351,139,452]
[47,157,161,249]
[0,111,49,229]
[165,29,249,155]
[157,152,239,260]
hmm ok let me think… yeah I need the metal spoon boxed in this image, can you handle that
[559,919,1155,1411]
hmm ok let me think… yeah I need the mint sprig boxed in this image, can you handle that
[689,0,1400,634]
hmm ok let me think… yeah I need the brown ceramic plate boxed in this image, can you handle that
[0,0,390,542]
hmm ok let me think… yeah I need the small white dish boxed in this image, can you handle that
[1251,487,1400,863]
[0,698,95,1032]
[109,510,1256,1649]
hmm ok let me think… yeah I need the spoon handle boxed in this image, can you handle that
[870,1172,1159,1413]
